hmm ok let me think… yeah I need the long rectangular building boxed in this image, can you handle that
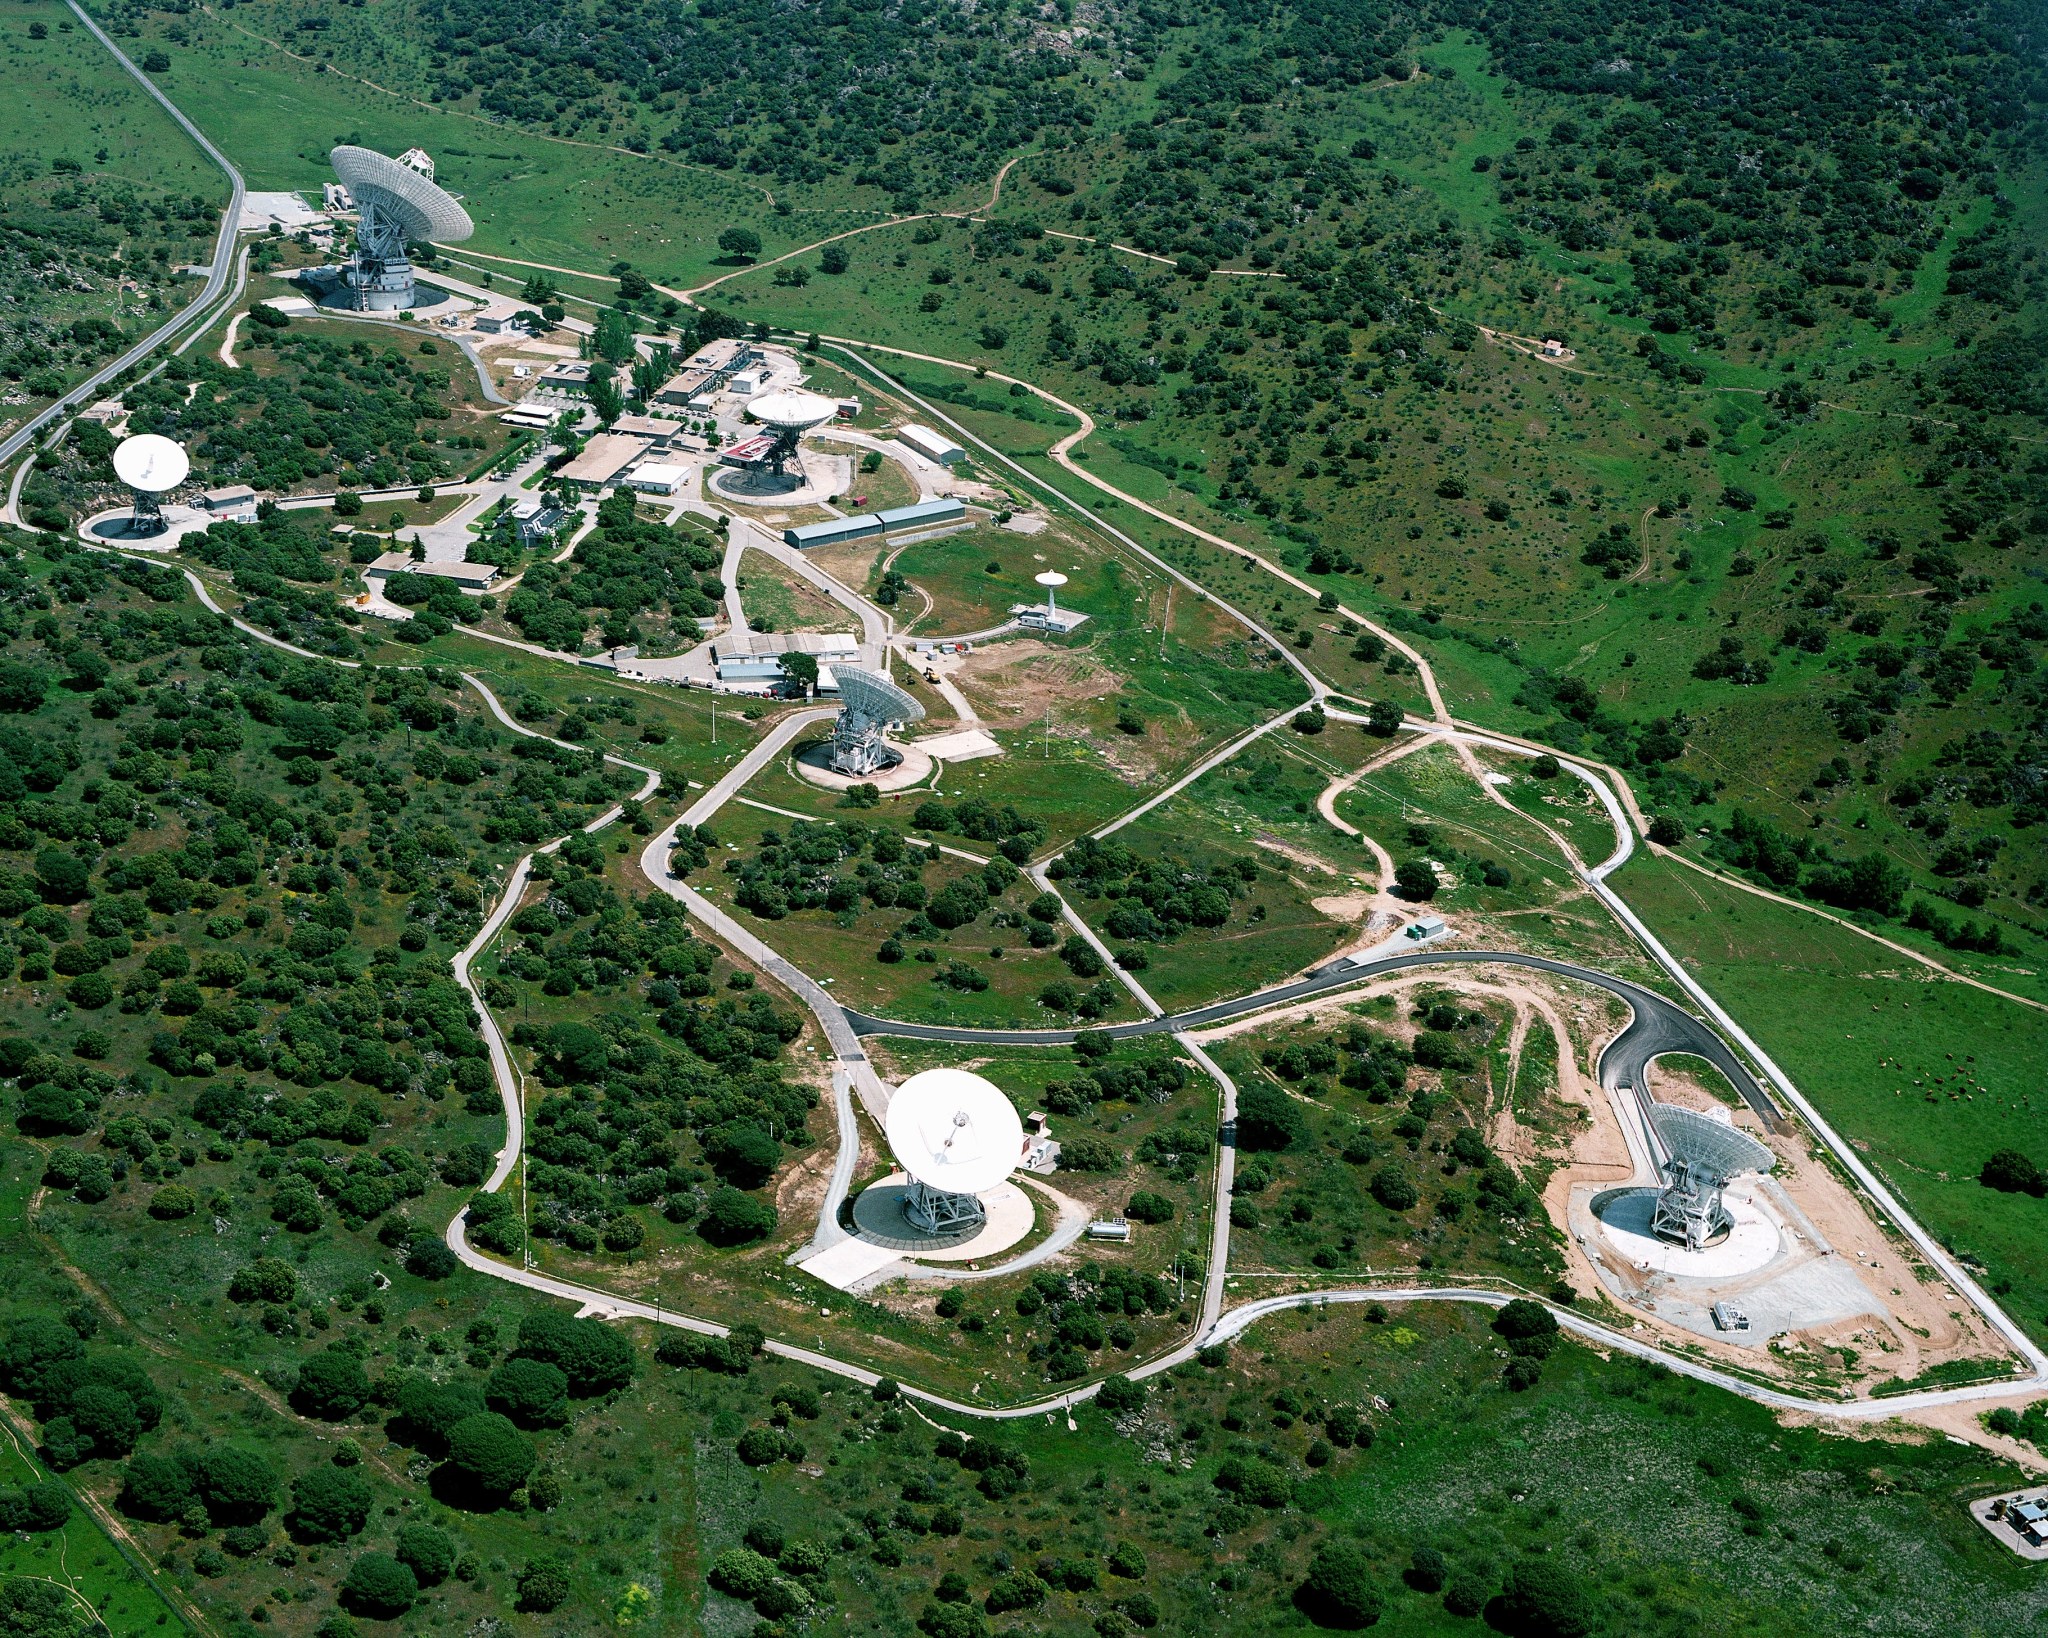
[782,496,966,550]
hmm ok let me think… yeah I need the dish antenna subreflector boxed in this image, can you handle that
[743,388,837,482]
[1641,1101,1774,1252]
[112,433,189,534]
[884,1067,1023,1235]
[1034,570,1068,623]
[328,145,473,311]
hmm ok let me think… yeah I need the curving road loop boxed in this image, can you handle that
[844,946,1786,1128]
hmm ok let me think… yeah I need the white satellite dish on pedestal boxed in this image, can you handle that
[742,389,839,486]
[884,1067,1022,1236]
[1034,570,1068,622]
[112,433,189,535]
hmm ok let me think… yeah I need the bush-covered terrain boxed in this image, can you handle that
[4,0,2045,1630]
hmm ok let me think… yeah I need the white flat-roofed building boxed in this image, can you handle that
[201,484,259,521]
[624,463,688,496]
[897,424,966,465]
[714,629,861,685]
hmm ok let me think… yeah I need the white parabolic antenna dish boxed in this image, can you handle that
[112,434,189,494]
[330,145,474,243]
[746,389,837,431]
[885,1068,1022,1196]
[1035,571,1068,589]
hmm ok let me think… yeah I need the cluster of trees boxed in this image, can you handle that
[490,859,809,1253]
[1047,834,1262,947]
[1,160,216,402]
[715,817,939,924]
[1470,0,2026,294]
[1713,808,2007,951]
[932,1264,1183,1383]
[1230,1007,1544,1268]
[122,332,481,498]
[0,542,642,1231]
[0,1315,164,1469]
[506,490,722,653]
[403,0,1096,203]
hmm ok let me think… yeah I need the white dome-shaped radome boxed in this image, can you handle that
[112,433,189,494]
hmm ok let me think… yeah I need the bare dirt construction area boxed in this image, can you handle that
[1560,1037,2021,1402]
[953,637,1121,723]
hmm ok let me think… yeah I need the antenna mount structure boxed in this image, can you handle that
[1641,1102,1774,1251]
[826,666,924,777]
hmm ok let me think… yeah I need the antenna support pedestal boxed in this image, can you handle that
[903,1179,986,1236]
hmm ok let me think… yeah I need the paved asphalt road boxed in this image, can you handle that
[0,1,246,475]
[845,946,1786,1127]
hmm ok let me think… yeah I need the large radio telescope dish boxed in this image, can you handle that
[885,1069,1022,1197]
[827,666,924,777]
[1646,1104,1773,1182]
[112,434,189,494]
[330,145,473,242]
[1642,1100,1773,1253]
[746,389,837,432]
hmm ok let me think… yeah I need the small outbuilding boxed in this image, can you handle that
[624,463,688,496]
[201,485,259,521]
[896,424,966,466]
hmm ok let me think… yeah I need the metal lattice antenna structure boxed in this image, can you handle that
[1642,1103,1774,1252]
[329,146,473,312]
[827,667,924,777]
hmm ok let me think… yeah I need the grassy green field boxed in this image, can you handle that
[0,0,225,416]
[734,553,847,636]
[1615,851,2048,1345]
[91,0,804,285]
